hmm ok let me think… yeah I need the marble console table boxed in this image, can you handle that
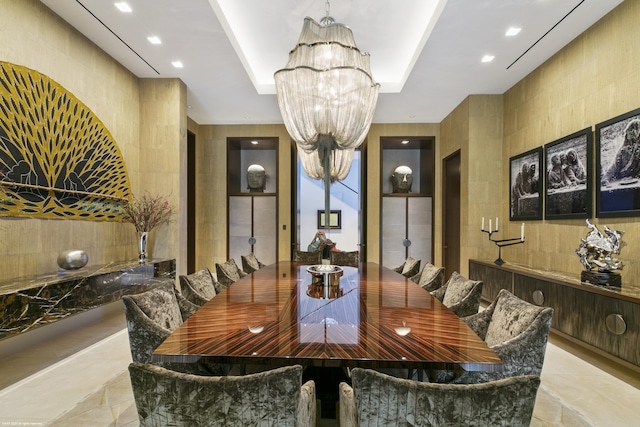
[0,259,175,341]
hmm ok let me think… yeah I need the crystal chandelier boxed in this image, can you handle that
[274,1,379,231]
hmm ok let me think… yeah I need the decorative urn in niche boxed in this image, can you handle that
[57,249,89,270]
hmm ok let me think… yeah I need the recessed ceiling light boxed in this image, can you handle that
[114,2,132,13]
[401,140,410,145]
[251,140,259,145]
[171,61,184,68]
[481,55,495,63]
[506,27,521,36]
[147,36,162,45]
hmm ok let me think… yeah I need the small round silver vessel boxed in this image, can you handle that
[57,249,89,270]
[306,265,344,299]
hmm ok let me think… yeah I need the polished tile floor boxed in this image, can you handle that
[0,301,638,426]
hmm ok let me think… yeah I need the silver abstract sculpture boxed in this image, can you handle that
[576,219,624,272]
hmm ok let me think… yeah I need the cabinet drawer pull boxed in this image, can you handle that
[532,290,545,306]
[605,314,626,335]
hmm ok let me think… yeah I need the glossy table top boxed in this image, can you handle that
[153,262,502,372]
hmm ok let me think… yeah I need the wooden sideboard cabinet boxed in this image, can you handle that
[469,259,640,371]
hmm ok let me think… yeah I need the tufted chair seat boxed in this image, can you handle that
[410,262,445,292]
[431,289,554,384]
[329,250,360,267]
[178,267,217,306]
[214,258,248,293]
[392,256,421,278]
[339,367,540,427]
[430,271,483,318]
[241,252,266,274]
[122,281,225,376]
[129,363,316,427]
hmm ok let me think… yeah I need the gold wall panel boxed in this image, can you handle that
[0,62,131,220]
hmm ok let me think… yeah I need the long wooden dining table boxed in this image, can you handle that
[152,262,502,374]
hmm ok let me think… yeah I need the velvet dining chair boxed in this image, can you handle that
[241,252,266,274]
[129,363,317,427]
[430,271,483,318]
[392,256,421,278]
[214,258,248,293]
[339,367,540,427]
[178,267,217,306]
[430,289,554,384]
[329,250,360,267]
[411,262,445,292]
[122,280,226,376]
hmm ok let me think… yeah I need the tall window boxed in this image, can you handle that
[296,150,361,253]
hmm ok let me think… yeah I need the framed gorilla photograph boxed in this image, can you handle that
[544,128,592,219]
[596,107,640,218]
[509,147,543,221]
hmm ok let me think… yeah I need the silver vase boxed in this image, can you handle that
[138,231,149,263]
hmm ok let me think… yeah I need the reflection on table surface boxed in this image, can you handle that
[153,262,502,372]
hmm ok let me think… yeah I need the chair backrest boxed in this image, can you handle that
[415,263,445,291]
[484,289,551,347]
[129,363,313,427]
[330,250,359,267]
[346,368,540,427]
[215,258,246,293]
[122,283,184,364]
[293,250,322,264]
[241,252,265,273]
[125,284,183,332]
[431,271,483,318]
[393,256,421,278]
[457,289,554,383]
[178,267,217,306]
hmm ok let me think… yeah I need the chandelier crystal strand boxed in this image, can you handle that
[275,17,379,180]
[275,6,379,231]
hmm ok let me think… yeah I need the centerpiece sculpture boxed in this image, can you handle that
[576,219,624,287]
[307,264,343,299]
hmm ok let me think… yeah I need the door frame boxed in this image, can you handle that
[442,150,461,277]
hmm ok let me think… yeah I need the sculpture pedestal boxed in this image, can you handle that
[581,270,622,287]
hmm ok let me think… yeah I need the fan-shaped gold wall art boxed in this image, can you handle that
[0,61,131,220]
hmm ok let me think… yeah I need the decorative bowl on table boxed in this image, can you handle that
[306,265,344,299]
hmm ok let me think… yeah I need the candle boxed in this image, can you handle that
[495,217,498,231]
[489,219,492,233]
[521,223,524,241]
[482,217,485,231]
